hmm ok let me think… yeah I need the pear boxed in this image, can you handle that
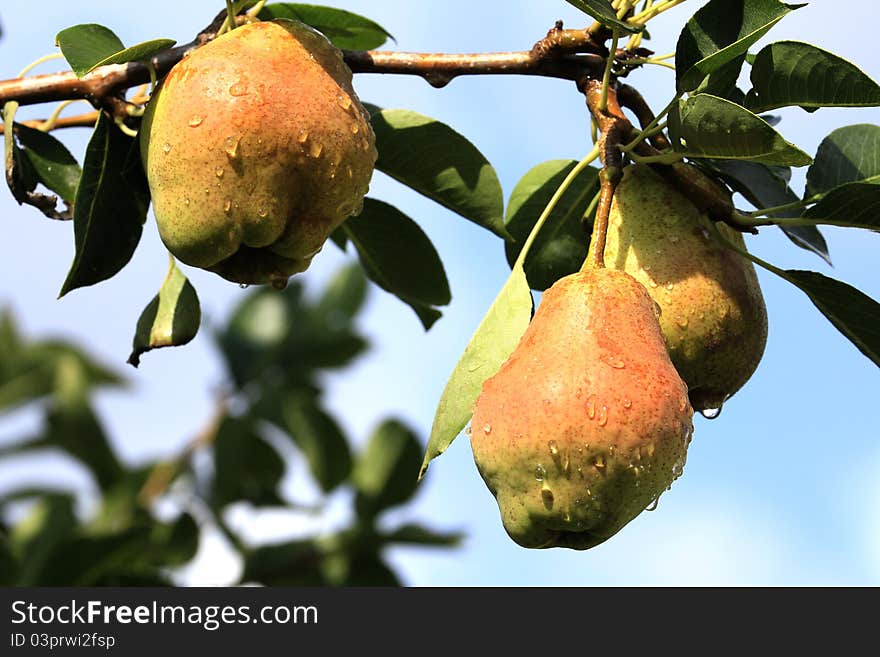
[604,165,768,411]
[140,20,377,286]
[470,269,694,550]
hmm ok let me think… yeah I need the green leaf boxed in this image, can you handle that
[128,257,201,367]
[505,160,598,291]
[564,0,643,34]
[343,198,450,329]
[774,270,880,367]
[242,539,326,585]
[55,24,125,77]
[745,41,880,113]
[15,124,81,204]
[382,523,464,547]
[801,181,880,229]
[703,158,830,263]
[258,4,393,50]
[278,394,352,493]
[316,263,368,322]
[676,0,801,92]
[354,419,422,517]
[369,108,507,239]
[150,513,199,567]
[668,94,812,166]
[805,124,880,197]
[87,38,176,72]
[421,267,533,478]
[213,416,286,508]
[59,113,150,297]
[9,494,77,585]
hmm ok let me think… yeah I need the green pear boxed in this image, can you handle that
[470,269,694,550]
[140,20,377,286]
[604,165,768,411]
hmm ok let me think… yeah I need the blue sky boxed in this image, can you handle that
[1,1,878,585]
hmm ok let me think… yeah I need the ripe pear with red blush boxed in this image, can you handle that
[140,20,377,286]
[470,268,694,550]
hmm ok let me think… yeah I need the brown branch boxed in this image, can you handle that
[0,110,100,133]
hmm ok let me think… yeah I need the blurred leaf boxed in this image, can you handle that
[55,24,125,77]
[564,0,643,34]
[422,267,532,478]
[668,94,812,166]
[60,113,150,297]
[805,124,880,197]
[9,494,77,585]
[341,553,400,586]
[258,4,393,50]
[703,158,830,263]
[343,198,450,329]
[316,263,368,323]
[150,512,199,567]
[369,107,508,239]
[277,394,352,493]
[354,419,422,517]
[242,539,325,585]
[745,42,880,112]
[676,0,800,92]
[15,124,81,204]
[212,416,285,508]
[87,38,176,72]
[505,160,598,291]
[0,530,14,585]
[129,257,201,367]
[383,523,464,547]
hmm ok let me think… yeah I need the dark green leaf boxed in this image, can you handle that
[668,94,812,166]
[698,54,747,101]
[258,4,393,50]
[564,0,643,34]
[776,270,880,367]
[370,108,507,239]
[59,114,150,297]
[212,416,285,508]
[805,124,880,197]
[354,419,422,517]
[0,531,15,585]
[343,198,450,329]
[801,181,880,229]
[382,523,464,547]
[150,513,199,566]
[15,124,81,203]
[505,160,598,291]
[55,24,125,77]
[87,38,176,72]
[341,553,400,586]
[128,257,201,367]
[676,0,800,92]
[242,539,325,585]
[704,158,830,263]
[278,394,352,493]
[9,494,77,585]
[745,41,880,113]
[421,267,532,478]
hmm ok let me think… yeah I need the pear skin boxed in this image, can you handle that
[140,20,377,285]
[604,165,768,411]
[471,269,694,550]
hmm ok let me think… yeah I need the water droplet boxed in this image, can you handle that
[424,71,452,88]
[646,497,660,512]
[309,142,323,158]
[648,280,658,288]
[623,398,632,409]
[350,123,360,134]
[669,235,680,244]
[257,208,268,218]
[534,465,546,481]
[593,455,606,472]
[188,115,204,127]
[597,405,608,427]
[162,142,172,154]
[548,440,558,456]
[541,486,554,509]
[605,356,625,369]
[215,166,224,178]
[337,95,352,110]
[679,396,688,413]
[676,316,689,329]
[665,282,674,291]
[586,397,596,420]
[224,135,241,159]
[238,283,249,289]
[271,277,288,290]
[183,197,190,206]
[346,165,354,179]
[228,81,248,96]
[465,425,472,437]
[700,406,722,420]
[224,200,232,214]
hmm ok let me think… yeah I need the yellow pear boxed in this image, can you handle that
[470,269,694,550]
[604,165,768,411]
[140,20,377,286]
